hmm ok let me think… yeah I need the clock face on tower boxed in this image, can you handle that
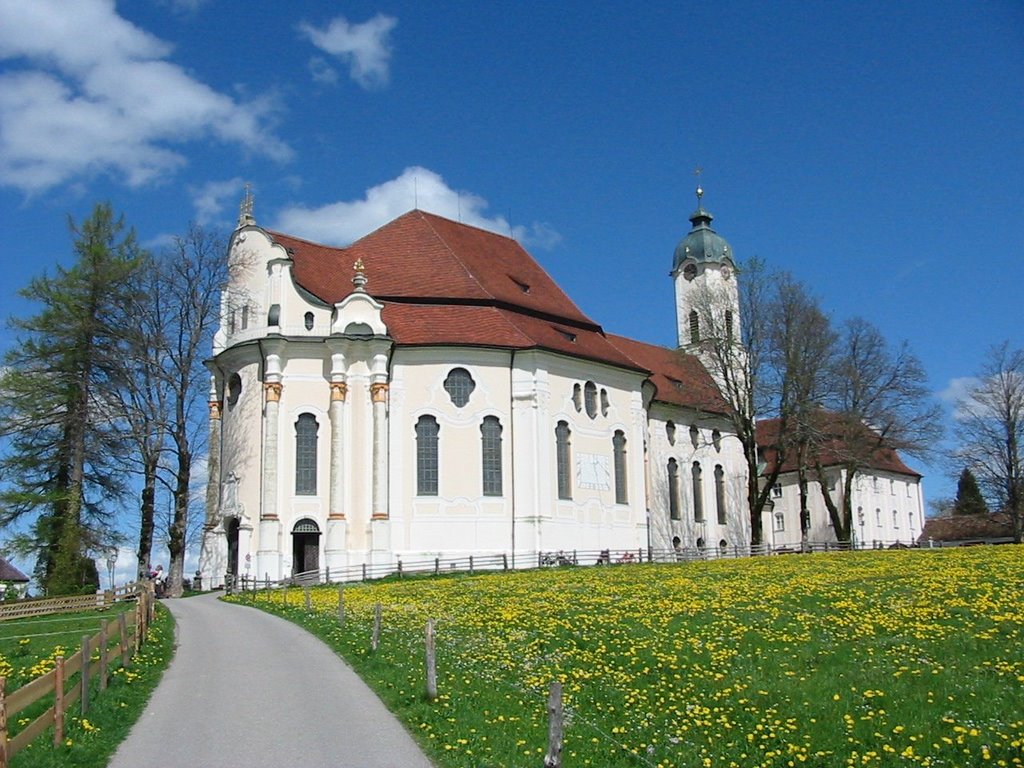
[720,265,732,280]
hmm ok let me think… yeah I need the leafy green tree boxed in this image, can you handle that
[0,203,143,594]
[952,467,988,516]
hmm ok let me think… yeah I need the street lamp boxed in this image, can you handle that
[106,548,118,591]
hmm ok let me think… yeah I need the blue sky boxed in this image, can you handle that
[0,0,1022,567]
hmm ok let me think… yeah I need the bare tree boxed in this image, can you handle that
[953,343,1024,543]
[765,275,835,548]
[813,318,943,542]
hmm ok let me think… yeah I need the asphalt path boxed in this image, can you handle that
[107,591,435,768]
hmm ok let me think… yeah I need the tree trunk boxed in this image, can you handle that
[137,453,158,579]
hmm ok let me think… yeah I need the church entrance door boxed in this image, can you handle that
[226,518,240,578]
[291,518,321,579]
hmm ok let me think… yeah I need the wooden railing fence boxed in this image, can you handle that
[0,585,153,767]
[0,582,142,622]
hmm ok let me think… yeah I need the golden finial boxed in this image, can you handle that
[352,258,368,292]
[353,258,365,273]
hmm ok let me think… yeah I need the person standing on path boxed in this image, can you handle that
[108,592,435,768]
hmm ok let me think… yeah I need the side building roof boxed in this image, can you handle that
[756,417,922,478]
[264,209,730,414]
[0,556,29,583]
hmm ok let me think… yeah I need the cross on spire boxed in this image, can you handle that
[238,183,255,227]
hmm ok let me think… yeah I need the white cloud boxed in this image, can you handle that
[308,56,339,85]
[189,177,245,226]
[938,376,980,421]
[272,166,561,250]
[298,13,397,90]
[0,0,291,195]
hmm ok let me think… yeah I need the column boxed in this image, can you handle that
[370,382,389,520]
[204,399,223,529]
[369,381,390,556]
[257,381,282,580]
[326,381,348,570]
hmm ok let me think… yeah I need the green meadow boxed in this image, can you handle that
[234,547,1024,767]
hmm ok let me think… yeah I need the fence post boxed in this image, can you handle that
[469,556,474,575]
[398,560,403,579]
[371,602,381,651]
[304,586,311,611]
[325,566,330,584]
[543,680,563,768]
[503,553,508,570]
[538,551,543,568]
[118,613,130,668]
[425,619,437,701]
[53,657,65,746]
[99,619,109,691]
[337,585,345,625]
[362,563,367,581]
[434,557,440,575]
[0,676,7,768]
[80,634,91,715]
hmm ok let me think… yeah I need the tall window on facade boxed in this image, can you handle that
[481,416,503,496]
[584,381,598,418]
[295,414,319,495]
[555,421,572,500]
[241,305,249,330]
[416,416,440,496]
[668,459,680,520]
[690,425,700,449]
[692,461,704,522]
[689,310,700,343]
[666,421,676,445]
[613,430,627,504]
[304,311,314,331]
[572,383,582,412]
[443,368,475,408]
[715,465,726,525]
[725,310,734,342]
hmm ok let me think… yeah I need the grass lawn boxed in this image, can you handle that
[229,546,1024,768]
[1,602,175,768]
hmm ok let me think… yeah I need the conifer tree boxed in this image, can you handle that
[952,467,988,516]
[0,203,143,594]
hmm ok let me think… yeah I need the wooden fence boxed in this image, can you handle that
[0,586,153,767]
[0,583,142,623]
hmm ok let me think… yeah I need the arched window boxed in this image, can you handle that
[443,368,475,408]
[690,425,700,449]
[668,459,680,520]
[715,465,726,524]
[666,421,676,445]
[892,509,899,528]
[712,429,722,452]
[267,303,280,326]
[295,414,319,495]
[613,430,627,504]
[572,383,582,412]
[416,416,440,496]
[555,421,572,500]
[600,388,610,417]
[725,310,734,342]
[304,311,314,331]
[692,461,704,523]
[241,305,249,330]
[481,416,503,496]
[689,310,700,343]
[584,381,598,419]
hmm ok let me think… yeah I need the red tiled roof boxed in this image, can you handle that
[607,334,731,415]
[756,416,921,477]
[919,514,1014,543]
[0,557,29,582]
[268,209,728,405]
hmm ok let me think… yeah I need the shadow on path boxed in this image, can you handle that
[108,592,435,768]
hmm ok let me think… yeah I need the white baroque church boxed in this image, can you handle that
[197,191,767,586]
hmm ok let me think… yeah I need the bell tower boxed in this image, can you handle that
[671,186,740,353]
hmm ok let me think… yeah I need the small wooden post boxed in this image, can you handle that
[325,566,330,584]
[80,634,91,715]
[118,612,130,668]
[337,585,345,625]
[53,657,65,746]
[0,676,8,768]
[469,555,474,575]
[543,680,564,768]
[134,594,142,654]
[304,586,311,611]
[502,553,508,570]
[361,563,367,581]
[434,557,440,575]
[371,602,381,651]
[397,560,403,579]
[99,619,109,691]
[425,619,437,700]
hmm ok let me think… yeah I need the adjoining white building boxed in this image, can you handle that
[198,191,753,586]
[756,418,926,550]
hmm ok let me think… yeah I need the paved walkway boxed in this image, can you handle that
[108,592,435,768]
